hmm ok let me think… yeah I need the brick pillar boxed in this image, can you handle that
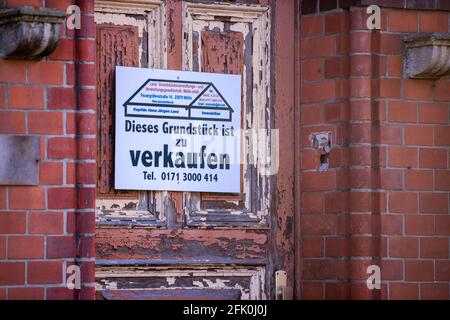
[0,0,96,300]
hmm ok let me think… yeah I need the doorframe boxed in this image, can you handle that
[267,0,297,299]
[293,0,302,300]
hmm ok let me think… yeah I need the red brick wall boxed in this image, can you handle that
[300,6,450,299]
[0,0,96,300]
[1,0,449,301]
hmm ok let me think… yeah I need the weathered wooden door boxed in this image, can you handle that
[94,0,295,300]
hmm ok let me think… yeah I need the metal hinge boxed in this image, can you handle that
[275,270,293,300]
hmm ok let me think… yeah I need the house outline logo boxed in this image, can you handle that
[123,78,234,122]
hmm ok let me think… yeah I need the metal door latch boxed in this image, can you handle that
[275,270,293,300]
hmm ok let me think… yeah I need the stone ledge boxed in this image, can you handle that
[301,0,450,15]
[404,33,450,80]
[0,6,66,59]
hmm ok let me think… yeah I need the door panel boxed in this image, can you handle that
[182,2,274,228]
[94,0,292,300]
[200,30,244,204]
[96,25,139,197]
[96,266,265,300]
[95,1,167,227]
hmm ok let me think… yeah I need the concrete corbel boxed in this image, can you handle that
[0,6,66,59]
[404,33,450,80]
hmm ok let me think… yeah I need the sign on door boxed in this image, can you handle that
[115,66,241,193]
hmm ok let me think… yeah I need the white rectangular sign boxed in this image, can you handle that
[115,66,241,193]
